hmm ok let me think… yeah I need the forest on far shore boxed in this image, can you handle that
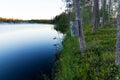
[0,17,53,24]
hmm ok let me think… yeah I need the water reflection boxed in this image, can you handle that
[0,24,63,80]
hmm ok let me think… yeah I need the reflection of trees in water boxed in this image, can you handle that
[53,31,63,53]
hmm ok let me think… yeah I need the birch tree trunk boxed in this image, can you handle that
[73,0,86,52]
[116,0,120,65]
[93,0,99,32]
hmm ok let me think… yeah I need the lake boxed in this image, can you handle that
[0,24,63,80]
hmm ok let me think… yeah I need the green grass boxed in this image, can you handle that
[53,25,120,80]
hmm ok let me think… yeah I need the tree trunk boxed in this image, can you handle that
[108,0,112,23]
[116,0,120,65]
[102,0,106,27]
[73,0,86,52]
[93,0,99,32]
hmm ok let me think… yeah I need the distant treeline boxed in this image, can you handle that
[0,17,22,23]
[0,17,54,24]
[0,14,69,28]
[26,19,53,24]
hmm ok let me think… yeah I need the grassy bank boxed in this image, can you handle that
[53,25,120,80]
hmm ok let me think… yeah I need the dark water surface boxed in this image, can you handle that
[0,24,63,80]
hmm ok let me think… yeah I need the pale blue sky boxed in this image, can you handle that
[0,0,65,20]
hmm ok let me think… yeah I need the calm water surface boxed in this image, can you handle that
[0,24,63,80]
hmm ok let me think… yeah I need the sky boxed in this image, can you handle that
[0,0,65,20]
